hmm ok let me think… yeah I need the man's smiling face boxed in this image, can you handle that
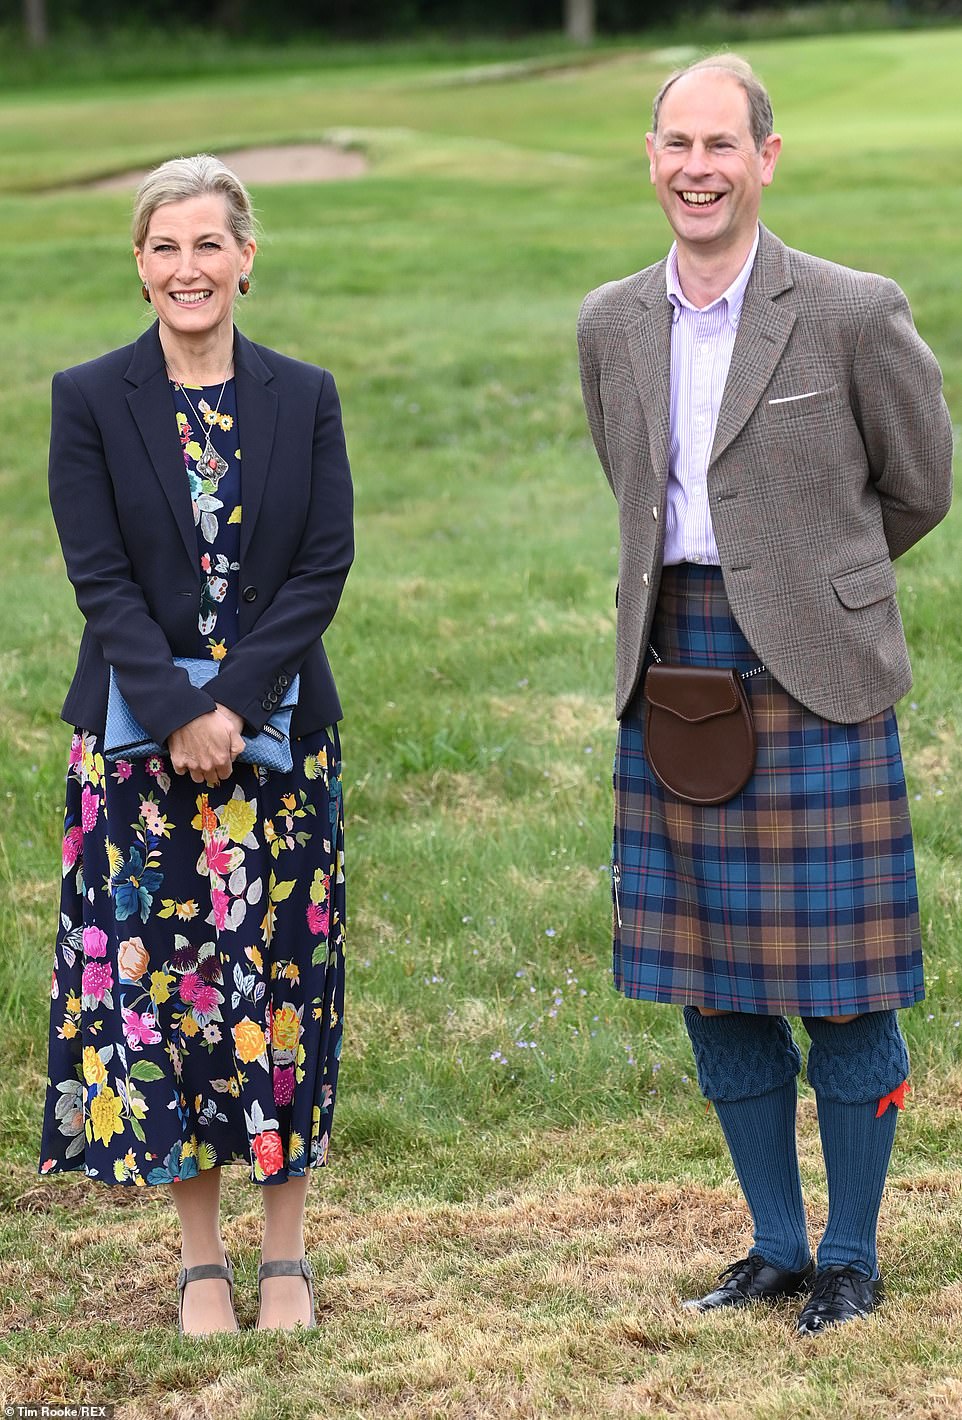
[645,70,780,263]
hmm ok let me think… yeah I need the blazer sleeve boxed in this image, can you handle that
[851,280,954,560]
[210,369,355,731]
[577,291,616,493]
[49,369,217,744]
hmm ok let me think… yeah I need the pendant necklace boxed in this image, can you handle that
[167,361,233,486]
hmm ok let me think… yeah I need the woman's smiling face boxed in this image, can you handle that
[135,193,255,349]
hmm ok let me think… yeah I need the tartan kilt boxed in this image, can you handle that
[613,564,924,1016]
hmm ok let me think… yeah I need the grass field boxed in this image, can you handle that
[0,27,960,1420]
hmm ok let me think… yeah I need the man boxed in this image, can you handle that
[578,55,953,1334]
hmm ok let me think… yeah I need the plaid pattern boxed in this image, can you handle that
[613,565,924,1016]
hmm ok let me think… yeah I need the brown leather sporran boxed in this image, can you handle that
[643,664,756,806]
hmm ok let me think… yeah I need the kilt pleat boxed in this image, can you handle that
[613,564,924,1016]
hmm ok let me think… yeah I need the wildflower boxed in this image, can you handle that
[117,937,149,982]
[122,1007,162,1050]
[233,1018,267,1063]
[273,1066,296,1107]
[62,826,84,872]
[271,1005,301,1053]
[80,786,100,832]
[82,925,108,958]
[149,970,174,1005]
[82,960,113,1003]
[192,984,219,1017]
[252,1130,284,1177]
[89,1086,124,1144]
[221,794,257,844]
[306,901,329,937]
[192,795,218,836]
[82,1046,107,1086]
[113,848,163,922]
[179,973,202,1004]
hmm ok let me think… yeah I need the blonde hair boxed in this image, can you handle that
[652,54,775,151]
[132,153,256,249]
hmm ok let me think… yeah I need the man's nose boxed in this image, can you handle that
[684,142,713,175]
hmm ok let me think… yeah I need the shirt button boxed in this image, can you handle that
[242,585,258,603]
[690,554,702,564]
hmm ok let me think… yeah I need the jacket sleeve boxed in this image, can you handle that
[48,370,217,745]
[577,291,615,493]
[210,370,355,731]
[852,280,954,560]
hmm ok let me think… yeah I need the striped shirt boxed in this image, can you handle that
[663,230,759,566]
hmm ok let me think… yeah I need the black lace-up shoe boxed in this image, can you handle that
[796,1265,883,1335]
[682,1254,816,1312]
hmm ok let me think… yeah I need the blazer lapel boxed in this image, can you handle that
[125,324,197,566]
[710,226,796,466]
[628,267,673,480]
[233,330,278,561]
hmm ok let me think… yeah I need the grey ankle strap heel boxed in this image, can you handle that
[256,1256,316,1329]
[177,1254,237,1336]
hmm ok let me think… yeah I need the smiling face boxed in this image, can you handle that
[645,70,780,267]
[135,193,255,351]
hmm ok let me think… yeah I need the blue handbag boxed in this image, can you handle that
[104,658,299,774]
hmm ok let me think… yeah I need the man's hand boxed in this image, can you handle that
[168,710,246,784]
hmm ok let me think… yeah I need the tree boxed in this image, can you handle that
[564,0,594,43]
[24,0,48,46]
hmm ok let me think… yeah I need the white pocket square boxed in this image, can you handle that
[768,389,832,405]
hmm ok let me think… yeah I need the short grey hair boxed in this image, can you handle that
[132,154,256,249]
[651,53,775,151]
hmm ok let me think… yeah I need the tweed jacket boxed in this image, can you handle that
[578,225,954,724]
[49,322,354,746]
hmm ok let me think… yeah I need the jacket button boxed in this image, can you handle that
[242,586,258,603]
[267,692,279,706]
[278,674,290,688]
[652,506,658,521]
[261,698,273,711]
[642,573,650,586]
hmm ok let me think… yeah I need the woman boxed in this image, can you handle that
[39,154,354,1335]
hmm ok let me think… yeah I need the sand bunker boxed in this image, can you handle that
[89,143,368,191]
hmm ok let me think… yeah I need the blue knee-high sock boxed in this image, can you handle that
[684,1009,811,1272]
[804,1011,910,1279]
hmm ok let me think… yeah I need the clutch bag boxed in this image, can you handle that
[104,658,299,775]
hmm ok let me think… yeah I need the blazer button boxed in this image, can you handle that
[642,573,650,586]
[267,692,279,706]
[651,506,658,521]
[278,674,290,688]
[261,698,273,711]
[242,586,258,603]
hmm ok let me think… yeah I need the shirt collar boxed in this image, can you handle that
[665,227,760,328]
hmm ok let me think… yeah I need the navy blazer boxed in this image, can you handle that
[49,322,354,746]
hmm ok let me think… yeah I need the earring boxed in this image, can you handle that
[238,272,251,296]
[141,281,151,303]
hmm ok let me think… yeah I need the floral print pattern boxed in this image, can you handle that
[41,728,345,1187]
[40,382,346,1186]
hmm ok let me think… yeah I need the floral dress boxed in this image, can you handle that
[40,379,346,1187]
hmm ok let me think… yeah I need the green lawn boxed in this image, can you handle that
[0,28,960,1419]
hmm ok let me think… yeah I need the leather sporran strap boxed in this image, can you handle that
[643,663,757,806]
